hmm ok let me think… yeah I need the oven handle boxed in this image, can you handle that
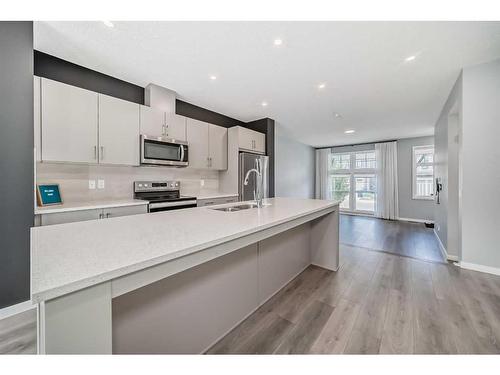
[149,199,197,209]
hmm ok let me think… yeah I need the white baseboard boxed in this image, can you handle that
[0,300,35,320]
[433,229,459,262]
[398,217,434,224]
[460,262,500,276]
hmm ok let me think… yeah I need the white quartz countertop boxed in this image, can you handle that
[35,199,148,215]
[31,197,339,302]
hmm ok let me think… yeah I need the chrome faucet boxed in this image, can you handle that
[244,158,264,208]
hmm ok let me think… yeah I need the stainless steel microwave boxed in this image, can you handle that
[140,135,189,167]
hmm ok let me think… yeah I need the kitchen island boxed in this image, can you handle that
[31,197,340,354]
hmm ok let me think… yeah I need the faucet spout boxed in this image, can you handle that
[243,160,264,208]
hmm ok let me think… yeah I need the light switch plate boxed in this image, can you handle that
[97,179,105,189]
[88,180,96,190]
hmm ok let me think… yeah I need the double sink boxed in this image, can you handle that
[210,202,270,212]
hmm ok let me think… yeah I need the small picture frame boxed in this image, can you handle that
[36,184,63,207]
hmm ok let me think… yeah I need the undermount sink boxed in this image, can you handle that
[210,202,270,212]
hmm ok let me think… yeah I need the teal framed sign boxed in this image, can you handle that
[37,184,63,206]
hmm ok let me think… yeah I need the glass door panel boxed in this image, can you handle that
[354,175,376,213]
[331,175,351,210]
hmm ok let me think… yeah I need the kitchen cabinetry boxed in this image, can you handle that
[40,78,140,166]
[139,107,187,141]
[37,204,147,226]
[41,78,99,163]
[186,118,227,170]
[236,126,265,154]
[34,76,41,162]
[99,95,140,166]
[197,196,239,207]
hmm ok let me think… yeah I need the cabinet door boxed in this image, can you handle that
[103,204,148,219]
[253,131,266,154]
[140,106,165,137]
[34,76,41,162]
[237,127,254,152]
[186,118,209,169]
[41,78,98,163]
[165,113,187,141]
[99,94,140,166]
[40,209,101,226]
[208,124,228,170]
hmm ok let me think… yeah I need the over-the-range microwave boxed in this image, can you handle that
[140,135,189,167]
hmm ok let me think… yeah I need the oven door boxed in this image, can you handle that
[148,199,198,212]
[141,135,189,167]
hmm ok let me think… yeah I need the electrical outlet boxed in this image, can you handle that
[200,179,205,187]
[97,179,105,189]
[88,180,96,190]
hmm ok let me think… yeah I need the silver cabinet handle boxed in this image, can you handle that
[207,157,210,168]
[94,146,97,160]
[100,146,104,160]
[98,213,104,219]
[106,213,111,218]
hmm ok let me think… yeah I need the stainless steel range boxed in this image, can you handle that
[134,181,197,212]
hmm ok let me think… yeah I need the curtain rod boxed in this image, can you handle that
[314,138,398,150]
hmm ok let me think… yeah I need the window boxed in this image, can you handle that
[412,145,434,200]
[329,150,377,213]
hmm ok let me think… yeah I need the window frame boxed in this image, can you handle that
[412,145,435,201]
[329,150,377,214]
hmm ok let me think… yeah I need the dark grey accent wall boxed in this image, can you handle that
[176,100,246,128]
[0,22,34,308]
[245,118,275,198]
[34,50,144,104]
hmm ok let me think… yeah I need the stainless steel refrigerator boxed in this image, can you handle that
[239,152,269,201]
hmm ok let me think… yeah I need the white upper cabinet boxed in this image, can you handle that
[98,94,140,166]
[34,76,41,162]
[165,113,187,141]
[139,107,187,141]
[186,118,209,169]
[140,105,165,137]
[41,78,98,163]
[186,118,228,170]
[236,126,265,154]
[208,124,228,170]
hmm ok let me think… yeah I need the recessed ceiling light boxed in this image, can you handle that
[209,75,217,80]
[334,112,342,118]
[344,130,355,134]
[273,38,283,46]
[261,101,268,107]
[102,21,114,28]
[318,83,326,89]
[404,55,417,62]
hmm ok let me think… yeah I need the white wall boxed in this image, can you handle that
[433,74,462,257]
[274,123,315,199]
[461,59,500,270]
[397,136,435,222]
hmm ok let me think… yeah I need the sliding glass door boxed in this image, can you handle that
[329,151,377,214]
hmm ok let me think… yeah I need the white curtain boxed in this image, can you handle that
[375,141,399,219]
[315,148,332,200]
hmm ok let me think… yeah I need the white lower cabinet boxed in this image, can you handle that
[38,205,148,226]
[39,209,102,226]
[197,196,239,207]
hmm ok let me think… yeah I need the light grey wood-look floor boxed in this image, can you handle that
[207,244,500,354]
[0,309,37,354]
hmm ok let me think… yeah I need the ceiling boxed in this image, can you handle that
[34,21,500,147]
